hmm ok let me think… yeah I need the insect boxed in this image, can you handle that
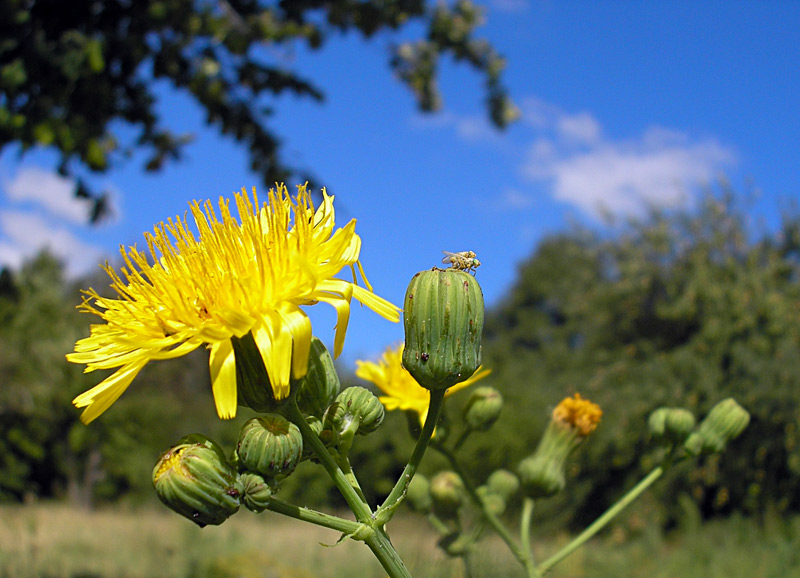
[442,250,481,274]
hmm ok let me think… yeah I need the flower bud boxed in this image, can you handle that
[239,472,275,513]
[649,407,696,444]
[684,398,750,456]
[152,434,241,527]
[430,470,464,518]
[518,395,601,499]
[402,268,484,391]
[236,415,303,478]
[486,469,520,502]
[295,337,340,418]
[324,386,385,437]
[463,386,503,431]
[476,485,507,516]
[406,474,433,512]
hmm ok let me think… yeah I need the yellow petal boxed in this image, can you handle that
[278,304,313,380]
[253,314,292,400]
[72,359,148,424]
[209,340,237,419]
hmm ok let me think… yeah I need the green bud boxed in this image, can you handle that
[518,420,580,499]
[476,485,507,516]
[406,474,433,512]
[236,415,303,478]
[486,469,520,501]
[402,268,484,391]
[430,470,464,518]
[518,454,565,499]
[649,407,696,444]
[325,386,385,436]
[295,337,340,418]
[239,472,275,513]
[463,386,503,431]
[152,434,241,527]
[684,398,750,456]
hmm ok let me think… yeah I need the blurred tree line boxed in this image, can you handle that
[0,0,515,221]
[2,188,799,528]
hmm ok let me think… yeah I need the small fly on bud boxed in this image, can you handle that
[442,251,481,274]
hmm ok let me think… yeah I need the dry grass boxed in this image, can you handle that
[0,503,502,578]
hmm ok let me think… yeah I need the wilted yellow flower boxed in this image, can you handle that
[355,344,490,426]
[68,184,400,424]
[553,393,602,436]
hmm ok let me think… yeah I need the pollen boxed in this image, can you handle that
[553,393,602,436]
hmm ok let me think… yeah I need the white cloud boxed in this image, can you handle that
[518,97,736,218]
[0,210,106,278]
[4,167,91,224]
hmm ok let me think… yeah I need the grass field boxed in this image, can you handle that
[0,503,798,578]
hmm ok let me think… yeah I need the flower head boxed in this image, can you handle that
[355,343,490,427]
[552,393,602,436]
[68,184,400,423]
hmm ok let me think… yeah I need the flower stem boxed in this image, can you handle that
[435,445,537,576]
[520,497,535,567]
[286,400,373,523]
[364,528,413,578]
[536,465,665,574]
[376,389,446,524]
[264,497,363,535]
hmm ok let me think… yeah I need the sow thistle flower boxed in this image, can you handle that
[355,343,490,427]
[68,184,401,424]
[518,393,602,499]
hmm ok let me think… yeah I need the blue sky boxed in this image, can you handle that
[1,1,798,366]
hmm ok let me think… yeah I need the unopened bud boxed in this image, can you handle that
[476,485,507,516]
[236,415,303,478]
[152,434,240,527]
[406,474,433,512]
[486,469,519,501]
[295,337,340,418]
[324,386,385,437]
[649,407,696,444]
[402,268,484,391]
[430,471,464,518]
[239,472,275,513]
[463,386,503,431]
[685,398,750,456]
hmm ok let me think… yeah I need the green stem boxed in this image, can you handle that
[435,445,537,577]
[264,497,363,535]
[520,497,535,567]
[286,400,373,523]
[376,389,446,523]
[537,465,665,574]
[364,528,413,578]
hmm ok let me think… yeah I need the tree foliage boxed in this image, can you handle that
[0,0,515,221]
[481,190,800,525]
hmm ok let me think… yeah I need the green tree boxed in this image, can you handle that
[481,190,800,526]
[0,252,251,506]
[0,0,515,221]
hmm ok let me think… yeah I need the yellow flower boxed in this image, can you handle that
[355,343,491,426]
[68,184,401,424]
[552,393,602,436]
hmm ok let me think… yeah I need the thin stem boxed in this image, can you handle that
[264,497,363,535]
[520,497,535,567]
[286,400,373,523]
[435,445,537,577]
[376,389,446,523]
[537,465,665,574]
[364,528,413,578]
